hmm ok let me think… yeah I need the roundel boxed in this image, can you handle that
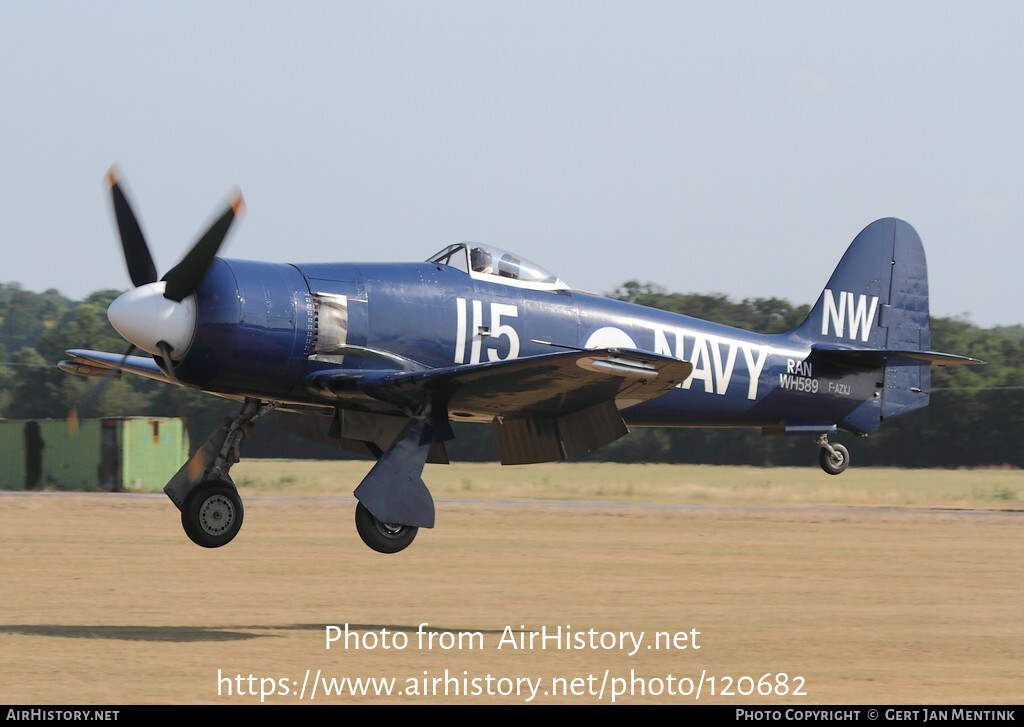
[584,326,636,350]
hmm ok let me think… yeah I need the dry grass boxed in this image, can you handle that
[233,459,1024,509]
[1,462,1022,705]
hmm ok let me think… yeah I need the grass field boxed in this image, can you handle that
[1,461,1022,706]
[233,459,1024,508]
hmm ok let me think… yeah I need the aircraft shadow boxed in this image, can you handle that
[0,623,509,643]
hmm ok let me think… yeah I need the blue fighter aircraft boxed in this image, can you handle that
[59,169,985,554]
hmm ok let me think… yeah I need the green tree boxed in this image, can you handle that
[0,279,1017,470]
[0,286,71,353]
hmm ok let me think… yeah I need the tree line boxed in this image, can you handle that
[1,281,1019,468]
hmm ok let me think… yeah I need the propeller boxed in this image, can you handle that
[67,168,244,445]
[104,166,244,360]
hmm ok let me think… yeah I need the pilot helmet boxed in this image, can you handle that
[471,246,491,271]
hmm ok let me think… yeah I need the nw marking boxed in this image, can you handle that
[821,289,878,342]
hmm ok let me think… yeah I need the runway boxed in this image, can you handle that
[1,484,1021,704]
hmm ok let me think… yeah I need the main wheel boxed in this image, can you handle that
[354,501,418,554]
[182,480,244,548]
[819,443,850,475]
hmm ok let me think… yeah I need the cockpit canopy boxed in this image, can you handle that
[427,242,569,291]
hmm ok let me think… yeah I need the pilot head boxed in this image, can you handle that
[471,246,492,272]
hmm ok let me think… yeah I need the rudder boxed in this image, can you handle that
[877,219,931,418]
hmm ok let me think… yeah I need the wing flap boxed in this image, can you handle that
[493,399,629,464]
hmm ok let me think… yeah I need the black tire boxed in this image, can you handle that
[354,501,418,554]
[182,480,244,548]
[819,443,850,476]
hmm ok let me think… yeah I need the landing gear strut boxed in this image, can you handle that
[351,415,439,554]
[816,433,850,475]
[165,397,277,548]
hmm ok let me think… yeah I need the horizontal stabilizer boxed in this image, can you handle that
[811,344,986,369]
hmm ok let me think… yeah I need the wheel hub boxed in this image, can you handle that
[376,520,406,538]
[199,495,235,535]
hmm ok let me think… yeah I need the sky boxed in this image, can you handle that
[1,1,1021,328]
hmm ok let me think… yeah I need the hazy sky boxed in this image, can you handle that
[1,1,1020,328]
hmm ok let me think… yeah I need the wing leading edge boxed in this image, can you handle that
[60,349,175,385]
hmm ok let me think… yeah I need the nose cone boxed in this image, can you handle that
[107,281,196,359]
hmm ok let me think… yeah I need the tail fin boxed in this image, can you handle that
[793,218,983,424]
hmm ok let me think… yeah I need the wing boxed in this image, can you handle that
[308,348,693,464]
[59,349,176,385]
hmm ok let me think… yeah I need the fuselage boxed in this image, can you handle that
[152,256,884,436]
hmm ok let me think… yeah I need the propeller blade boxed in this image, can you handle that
[69,344,137,421]
[155,340,182,378]
[162,192,244,302]
[67,405,80,438]
[107,167,158,287]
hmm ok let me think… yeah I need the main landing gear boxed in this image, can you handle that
[354,501,418,554]
[165,397,276,549]
[351,416,437,554]
[164,399,437,554]
[815,433,850,475]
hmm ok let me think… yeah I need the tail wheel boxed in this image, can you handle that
[355,501,418,554]
[819,443,850,475]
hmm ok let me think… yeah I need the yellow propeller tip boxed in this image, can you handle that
[67,407,80,438]
[105,166,121,189]
[230,191,245,216]
[186,452,205,483]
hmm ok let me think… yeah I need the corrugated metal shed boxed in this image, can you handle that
[0,417,189,492]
